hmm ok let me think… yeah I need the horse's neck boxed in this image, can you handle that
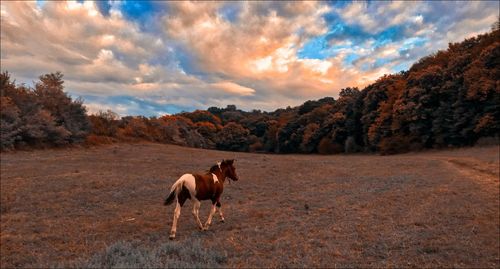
[215,169,226,183]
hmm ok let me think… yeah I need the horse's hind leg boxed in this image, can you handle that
[169,202,181,240]
[192,199,204,230]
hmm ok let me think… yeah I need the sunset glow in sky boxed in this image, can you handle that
[1,1,498,116]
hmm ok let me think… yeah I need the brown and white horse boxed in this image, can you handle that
[163,159,239,239]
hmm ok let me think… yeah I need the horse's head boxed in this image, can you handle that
[222,159,239,181]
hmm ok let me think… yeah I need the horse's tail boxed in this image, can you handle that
[164,178,183,206]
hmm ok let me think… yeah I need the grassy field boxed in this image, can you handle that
[1,143,498,268]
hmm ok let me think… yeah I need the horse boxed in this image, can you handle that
[163,159,239,239]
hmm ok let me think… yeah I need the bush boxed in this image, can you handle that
[0,97,21,150]
[85,134,117,146]
[89,110,119,137]
[75,239,227,268]
[378,136,412,155]
[475,136,499,146]
[119,116,152,140]
[216,122,250,151]
[317,137,343,154]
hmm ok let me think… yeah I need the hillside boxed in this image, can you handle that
[1,29,499,154]
[1,144,498,267]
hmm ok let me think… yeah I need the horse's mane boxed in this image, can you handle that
[208,164,220,174]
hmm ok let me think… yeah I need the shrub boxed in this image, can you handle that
[378,136,412,155]
[475,136,499,146]
[317,137,343,154]
[216,122,250,151]
[0,96,21,150]
[119,116,151,140]
[85,134,117,146]
[89,110,119,137]
[75,239,227,268]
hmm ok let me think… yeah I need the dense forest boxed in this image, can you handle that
[1,29,498,154]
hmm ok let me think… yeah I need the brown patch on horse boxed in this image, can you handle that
[193,173,223,203]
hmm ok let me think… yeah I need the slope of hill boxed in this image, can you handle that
[1,144,498,267]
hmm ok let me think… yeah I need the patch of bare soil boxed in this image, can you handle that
[1,144,499,268]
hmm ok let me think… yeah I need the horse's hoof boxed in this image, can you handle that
[169,234,175,240]
[220,219,225,223]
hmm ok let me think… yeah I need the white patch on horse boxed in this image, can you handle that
[211,173,219,183]
[179,173,197,197]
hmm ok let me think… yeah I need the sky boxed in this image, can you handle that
[1,1,498,116]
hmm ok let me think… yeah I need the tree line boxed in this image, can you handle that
[1,29,498,154]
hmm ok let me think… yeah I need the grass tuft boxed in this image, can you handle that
[72,239,227,268]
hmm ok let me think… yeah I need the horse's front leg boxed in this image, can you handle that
[204,202,217,230]
[191,199,204,230]
[216,201,225,223]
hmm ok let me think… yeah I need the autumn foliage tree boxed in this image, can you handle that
[216,122,251,151]
[1,71,90,149]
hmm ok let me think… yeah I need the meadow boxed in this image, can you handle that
[1,143,498,268]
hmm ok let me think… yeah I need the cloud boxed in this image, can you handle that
[1,1,165,81]
[163,2,333,78]
[212,81,256,96]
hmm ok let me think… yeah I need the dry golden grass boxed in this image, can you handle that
[1,143,499,268]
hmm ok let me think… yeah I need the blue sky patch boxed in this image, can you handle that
[83,95,194,116]
[170,44,214,80]
[373,25,407,48]
[391,61,412,73]
[297,36,330,59]
[374,58,392,68]
[95,1,111,16]
[115,1,168,33]
[35,0,45,8]
[325,0,353,9]
[343,53,361,66]
[218,2,241,22]
[298,15,369,60]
